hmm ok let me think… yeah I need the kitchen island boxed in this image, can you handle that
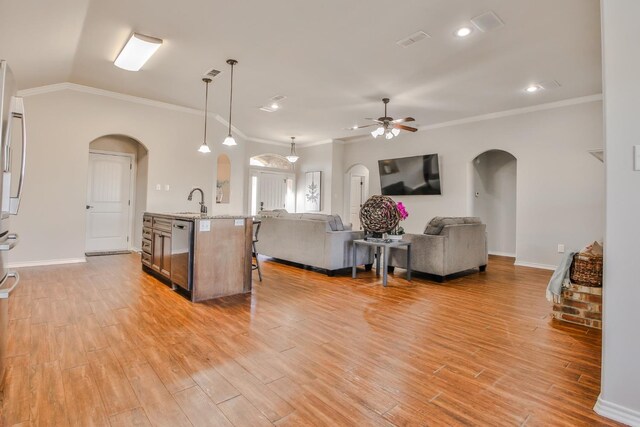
[142,212,253,302]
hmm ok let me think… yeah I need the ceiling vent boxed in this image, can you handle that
[204,68,221,78]
[539,80,562,90]
[471,11,504,32]
[270,95,287,103]
[396,30,431,48]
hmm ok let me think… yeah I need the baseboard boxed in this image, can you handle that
[594,395,640,426]
[489,251,516,258]
[514,260,557,271]
[7,257,87,269]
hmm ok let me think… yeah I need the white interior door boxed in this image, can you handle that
[86,152,132,252]
[258,172,287,212]
[350,175,364,230]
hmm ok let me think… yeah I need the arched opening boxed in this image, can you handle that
[216,154,231,204]
[344,164,370,230]
[471,150,517,258]
[86,134,149,254]
[248,154,295,214]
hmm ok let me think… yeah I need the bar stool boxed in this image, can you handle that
[252,220,262,281]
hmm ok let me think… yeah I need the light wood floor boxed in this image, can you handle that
[0,254,618,426]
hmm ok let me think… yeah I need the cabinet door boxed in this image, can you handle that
[152,231,162,272]
[161,233,171,278]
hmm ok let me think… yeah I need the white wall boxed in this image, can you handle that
[342,100,604,268]
[10,88,247,265]
[472,150,517,256]
[595,1,640,424]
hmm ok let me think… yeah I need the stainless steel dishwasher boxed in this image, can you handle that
[171,220,193,291]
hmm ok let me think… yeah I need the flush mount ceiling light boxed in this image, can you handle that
[525,84,544,93]
[114,33,163,71]
[286,137,299,163]
[197,77,212,153]
[223,59,238,146]
[454,27,473,38]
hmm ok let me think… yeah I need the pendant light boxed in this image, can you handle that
[286,137,299,163]
[198,77,212,153]
[223,59,238,146]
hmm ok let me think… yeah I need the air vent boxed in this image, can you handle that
[204,68,221,78]
[270,95,287,103]
[539,80,562,90]
[471,11,504,32]
[396,30,431,48]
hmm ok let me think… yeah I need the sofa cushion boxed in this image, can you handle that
[301,213,348,231]
[424,216,479,235]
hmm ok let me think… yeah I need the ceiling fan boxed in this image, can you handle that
[351,98,417,139]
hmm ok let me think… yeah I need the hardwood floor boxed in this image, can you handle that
[0,254,618,426]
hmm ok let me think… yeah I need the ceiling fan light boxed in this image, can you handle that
[223,135,237,146]
[198,142,211,153]
[371,130,379,138]
[392,128,400,136]
[385,131,394,140]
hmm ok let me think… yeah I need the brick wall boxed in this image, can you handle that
[552,281,602,329]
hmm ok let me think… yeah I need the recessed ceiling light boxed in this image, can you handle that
[454,27,473,38]
[114,33,163,71]
[525,84,543,93]
[271,103,279,110]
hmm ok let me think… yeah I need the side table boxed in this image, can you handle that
[352,239,411,286]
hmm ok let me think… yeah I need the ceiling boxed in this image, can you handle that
[0,0,602,145]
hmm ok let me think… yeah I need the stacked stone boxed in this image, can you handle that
[552,280,602,329]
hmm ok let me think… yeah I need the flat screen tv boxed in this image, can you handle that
[378,154,441,196]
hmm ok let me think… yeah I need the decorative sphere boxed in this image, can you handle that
[359,195,401,234]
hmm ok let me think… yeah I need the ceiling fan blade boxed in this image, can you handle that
[393,124,418,132]
[364,118,383,123]
[349,123,379,130]
[391,117,415,124]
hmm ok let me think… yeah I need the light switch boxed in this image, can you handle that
[635,145,640,171]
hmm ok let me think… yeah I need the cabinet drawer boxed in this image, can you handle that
[153,217,172,232]
[141,239,152,254]
[143,216,152,228]
[142,227,152,241]
[141,251,151,266]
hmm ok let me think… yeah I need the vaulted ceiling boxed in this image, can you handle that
[0,0,602,144]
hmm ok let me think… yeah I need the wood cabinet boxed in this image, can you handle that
[143,215,171,279]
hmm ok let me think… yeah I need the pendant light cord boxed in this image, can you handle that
[228,62,234,136]
[204,80,209,142]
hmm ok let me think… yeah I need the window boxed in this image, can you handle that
[249,154,293,171]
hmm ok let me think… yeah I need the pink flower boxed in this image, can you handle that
[396,202,409,220]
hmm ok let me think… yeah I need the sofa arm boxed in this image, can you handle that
[388,234,446,276]
[440,224,487,275]
[324,231,373,270]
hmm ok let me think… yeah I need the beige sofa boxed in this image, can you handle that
[257,211,373,275]
[389,217,488,281]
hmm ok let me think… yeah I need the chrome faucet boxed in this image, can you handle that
[187,188,207,214]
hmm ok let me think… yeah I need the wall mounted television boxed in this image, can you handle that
[378,154,441,196]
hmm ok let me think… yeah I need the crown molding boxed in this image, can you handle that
[17,82,251,139]
[343,94,603,145]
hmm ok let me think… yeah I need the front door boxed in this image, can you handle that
[350,175,364,230]
[258,172,287,212]
[86,152,132,252]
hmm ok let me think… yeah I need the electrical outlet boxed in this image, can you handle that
[155,184,161,191]
[558,244,565,253]
[164,184,170,191]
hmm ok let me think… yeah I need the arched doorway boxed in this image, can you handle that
[471,150,517,258]
[345,164,370,230]
[249,154,295,215]
[86,134,148,254]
